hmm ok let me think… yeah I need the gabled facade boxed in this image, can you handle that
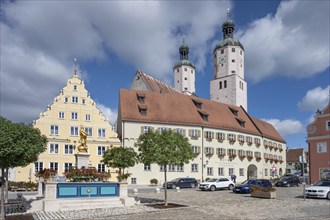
[12,71,121,182]
[306,103,330,183]
[286,148,309,175]
[118,83,286,185]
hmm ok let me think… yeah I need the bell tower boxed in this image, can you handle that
[173,38,196,95]
[210,9,248,111]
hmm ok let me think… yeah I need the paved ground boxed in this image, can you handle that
[5,185,330,219]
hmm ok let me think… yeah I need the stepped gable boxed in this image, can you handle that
[131,71,181,94]
[119,88,285,143]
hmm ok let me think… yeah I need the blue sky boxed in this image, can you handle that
[1,1,329,150]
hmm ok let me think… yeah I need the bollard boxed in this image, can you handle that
[176,187,181,192]
[133,188,138,195]
[155,188,160,193]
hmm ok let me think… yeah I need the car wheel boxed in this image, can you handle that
[171,184,176,189]
[191,183,196,188]
[210,185,216,191]
[228,184,234,190]
[327,192,330,200]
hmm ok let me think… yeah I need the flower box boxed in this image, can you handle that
[247,156,253,161]
[251,191,276,199]
[239,155,246,160]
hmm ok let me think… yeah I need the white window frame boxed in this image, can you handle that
[49,143,59,154]
[216,132,225,140]
[84,127,92,136]
[144,164,151,171]
[177,165,184,172]
[131,178,137,184]
[49,162,59,173]
[192,146,200,154]
[71,112,78,120]
[168,165,175,172]
[34,162,44,173]
[97,146,106,156]
[72,96,78,103]
[218,167,224,176]
[317,142,327,153]
[207,167,213,176]
[98,128,106,138]
[176,128,185,136]
[97,163,106,172]
[59,112,64,119]
[86,114,91,121]
[239,168,244,176]
[64,144,74,155]
[71,126,79,136]
[64,163,73,171]
[50,125,59,135]
[229,168,234,176]
[191,164,198,172]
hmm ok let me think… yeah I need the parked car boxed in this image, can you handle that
[199,177,235,191]
[275,175,300,187]
[233,179,272,193]
[305,180,330,200]
[163,177,198,189]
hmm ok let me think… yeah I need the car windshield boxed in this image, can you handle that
[280,177,291,181]
[241,179,256,185]
[205,178,218,182]
[314,181,330,187]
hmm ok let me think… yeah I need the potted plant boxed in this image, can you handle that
[150,178,158,185]
[250,185,276,199]
[35,168,57,182]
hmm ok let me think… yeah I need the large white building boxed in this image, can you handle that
[119,17,286,185]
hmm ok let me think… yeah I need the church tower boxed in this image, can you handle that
[210,11,248,110]
[173,39,195,95]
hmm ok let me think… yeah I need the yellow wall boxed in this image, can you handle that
[14,73,121,182]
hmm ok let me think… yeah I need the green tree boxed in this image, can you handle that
[0,117,47,219]
[135,129,194,206]
[101,146,138,180]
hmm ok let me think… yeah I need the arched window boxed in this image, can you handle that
[224,80,227,88]
[219,81,222,89]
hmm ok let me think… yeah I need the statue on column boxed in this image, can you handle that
[78,125,88,153]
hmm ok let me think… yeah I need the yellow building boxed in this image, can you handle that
[13,70,121,182]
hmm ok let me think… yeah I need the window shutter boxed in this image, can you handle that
[204,131,207,137]
[188,129,192,137]
[198,130,201,137]
[141,126,144,134]
[211,147,214,154]
[211,132,214,139]
[198,146,201,154]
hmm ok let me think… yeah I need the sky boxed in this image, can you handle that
[1,0,329,150]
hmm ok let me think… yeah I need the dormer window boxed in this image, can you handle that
[229,107,238,116]
[192,99,202,109]
[198,110,208,121]
[137,93,145,104]
[138,104,147,116]
[236,118,245,127]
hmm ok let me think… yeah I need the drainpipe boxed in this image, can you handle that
[201,126,204,182]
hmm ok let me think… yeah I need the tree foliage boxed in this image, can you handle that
[135,129,194,166]
[101,146,138,175]
[135,129,194,206]
[0,116,47,169]
[0,116,47,219]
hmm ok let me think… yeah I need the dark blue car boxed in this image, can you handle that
[233,179,272,193]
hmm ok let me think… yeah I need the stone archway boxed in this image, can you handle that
[247,164,258,179]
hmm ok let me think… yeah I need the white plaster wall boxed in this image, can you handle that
[174,65,195,95]
[122,121,286,185]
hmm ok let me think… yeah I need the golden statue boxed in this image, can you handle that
[78,125,88,153]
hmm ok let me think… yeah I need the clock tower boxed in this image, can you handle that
[210,11,247,111]
[173,39,195,96]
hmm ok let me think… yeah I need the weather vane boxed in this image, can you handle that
[74,58,78,75]
[227,8,230,20]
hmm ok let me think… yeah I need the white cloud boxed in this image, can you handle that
[262,118,304,137]
[237,1,330,83]
[298,86,330,112]
[1,1,230,122]
[97,103,118,126]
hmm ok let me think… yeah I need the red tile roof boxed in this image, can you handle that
[119,88,285,143]
[286,148,306,162]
